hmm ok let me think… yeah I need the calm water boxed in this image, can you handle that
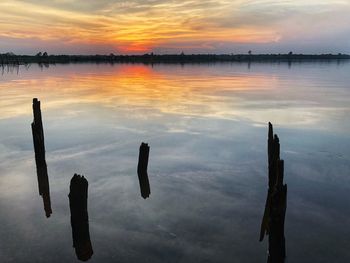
[0,62,349,263]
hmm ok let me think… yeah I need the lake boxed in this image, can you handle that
[0,62,349,263]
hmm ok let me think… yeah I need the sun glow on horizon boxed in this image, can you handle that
[0,0,349,54]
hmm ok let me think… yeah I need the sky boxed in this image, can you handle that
[0,0,349,55]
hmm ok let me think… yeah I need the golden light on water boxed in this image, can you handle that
[0,64,274,119]
[1,64,346,129]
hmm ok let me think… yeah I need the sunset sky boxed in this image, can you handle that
[0,0,349,54]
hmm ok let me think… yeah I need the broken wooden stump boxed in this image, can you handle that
[31,98,52,218]
[268,160,287,263]
[137,142,151,199]
[69,174,93,261]
[259,122,287,263]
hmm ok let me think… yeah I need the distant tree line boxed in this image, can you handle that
[1,51,349,65]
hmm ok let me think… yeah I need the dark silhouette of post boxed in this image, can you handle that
[137,142,151,199]
[31,98,52,218]
[69,174,93,261]
[260,122,287,263]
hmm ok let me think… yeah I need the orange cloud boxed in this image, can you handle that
[0,0,349,53]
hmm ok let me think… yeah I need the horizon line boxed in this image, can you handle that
[1,52,349,56]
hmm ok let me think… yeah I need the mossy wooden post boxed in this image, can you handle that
[69,174,93,261]
[31,98,52,217]
[137,142,151,199]
[259,122,287,263]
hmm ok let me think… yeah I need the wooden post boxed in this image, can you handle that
[268,160,287,263]
[137,142,151,199]
[31,98,52,218]
[69,174,93,261]
[259,123,287,263]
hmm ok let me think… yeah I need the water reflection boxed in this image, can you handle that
[31,98,52,217]
[0,63,349,262]
[1,62,349,132]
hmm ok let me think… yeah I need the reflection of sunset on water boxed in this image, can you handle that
[0,64,273,118]
[0,63,349,131]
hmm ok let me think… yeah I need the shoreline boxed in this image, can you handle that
[1,53,349,65]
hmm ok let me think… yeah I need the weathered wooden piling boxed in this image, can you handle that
[259,122,287,263]
[31,98,52,218]
[137,142,151,199]
[69,174,93,261]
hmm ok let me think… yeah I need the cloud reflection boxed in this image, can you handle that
[0,63,350,133]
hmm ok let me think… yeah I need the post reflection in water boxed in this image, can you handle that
[69,174,93,261]
[31,98,52,218]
